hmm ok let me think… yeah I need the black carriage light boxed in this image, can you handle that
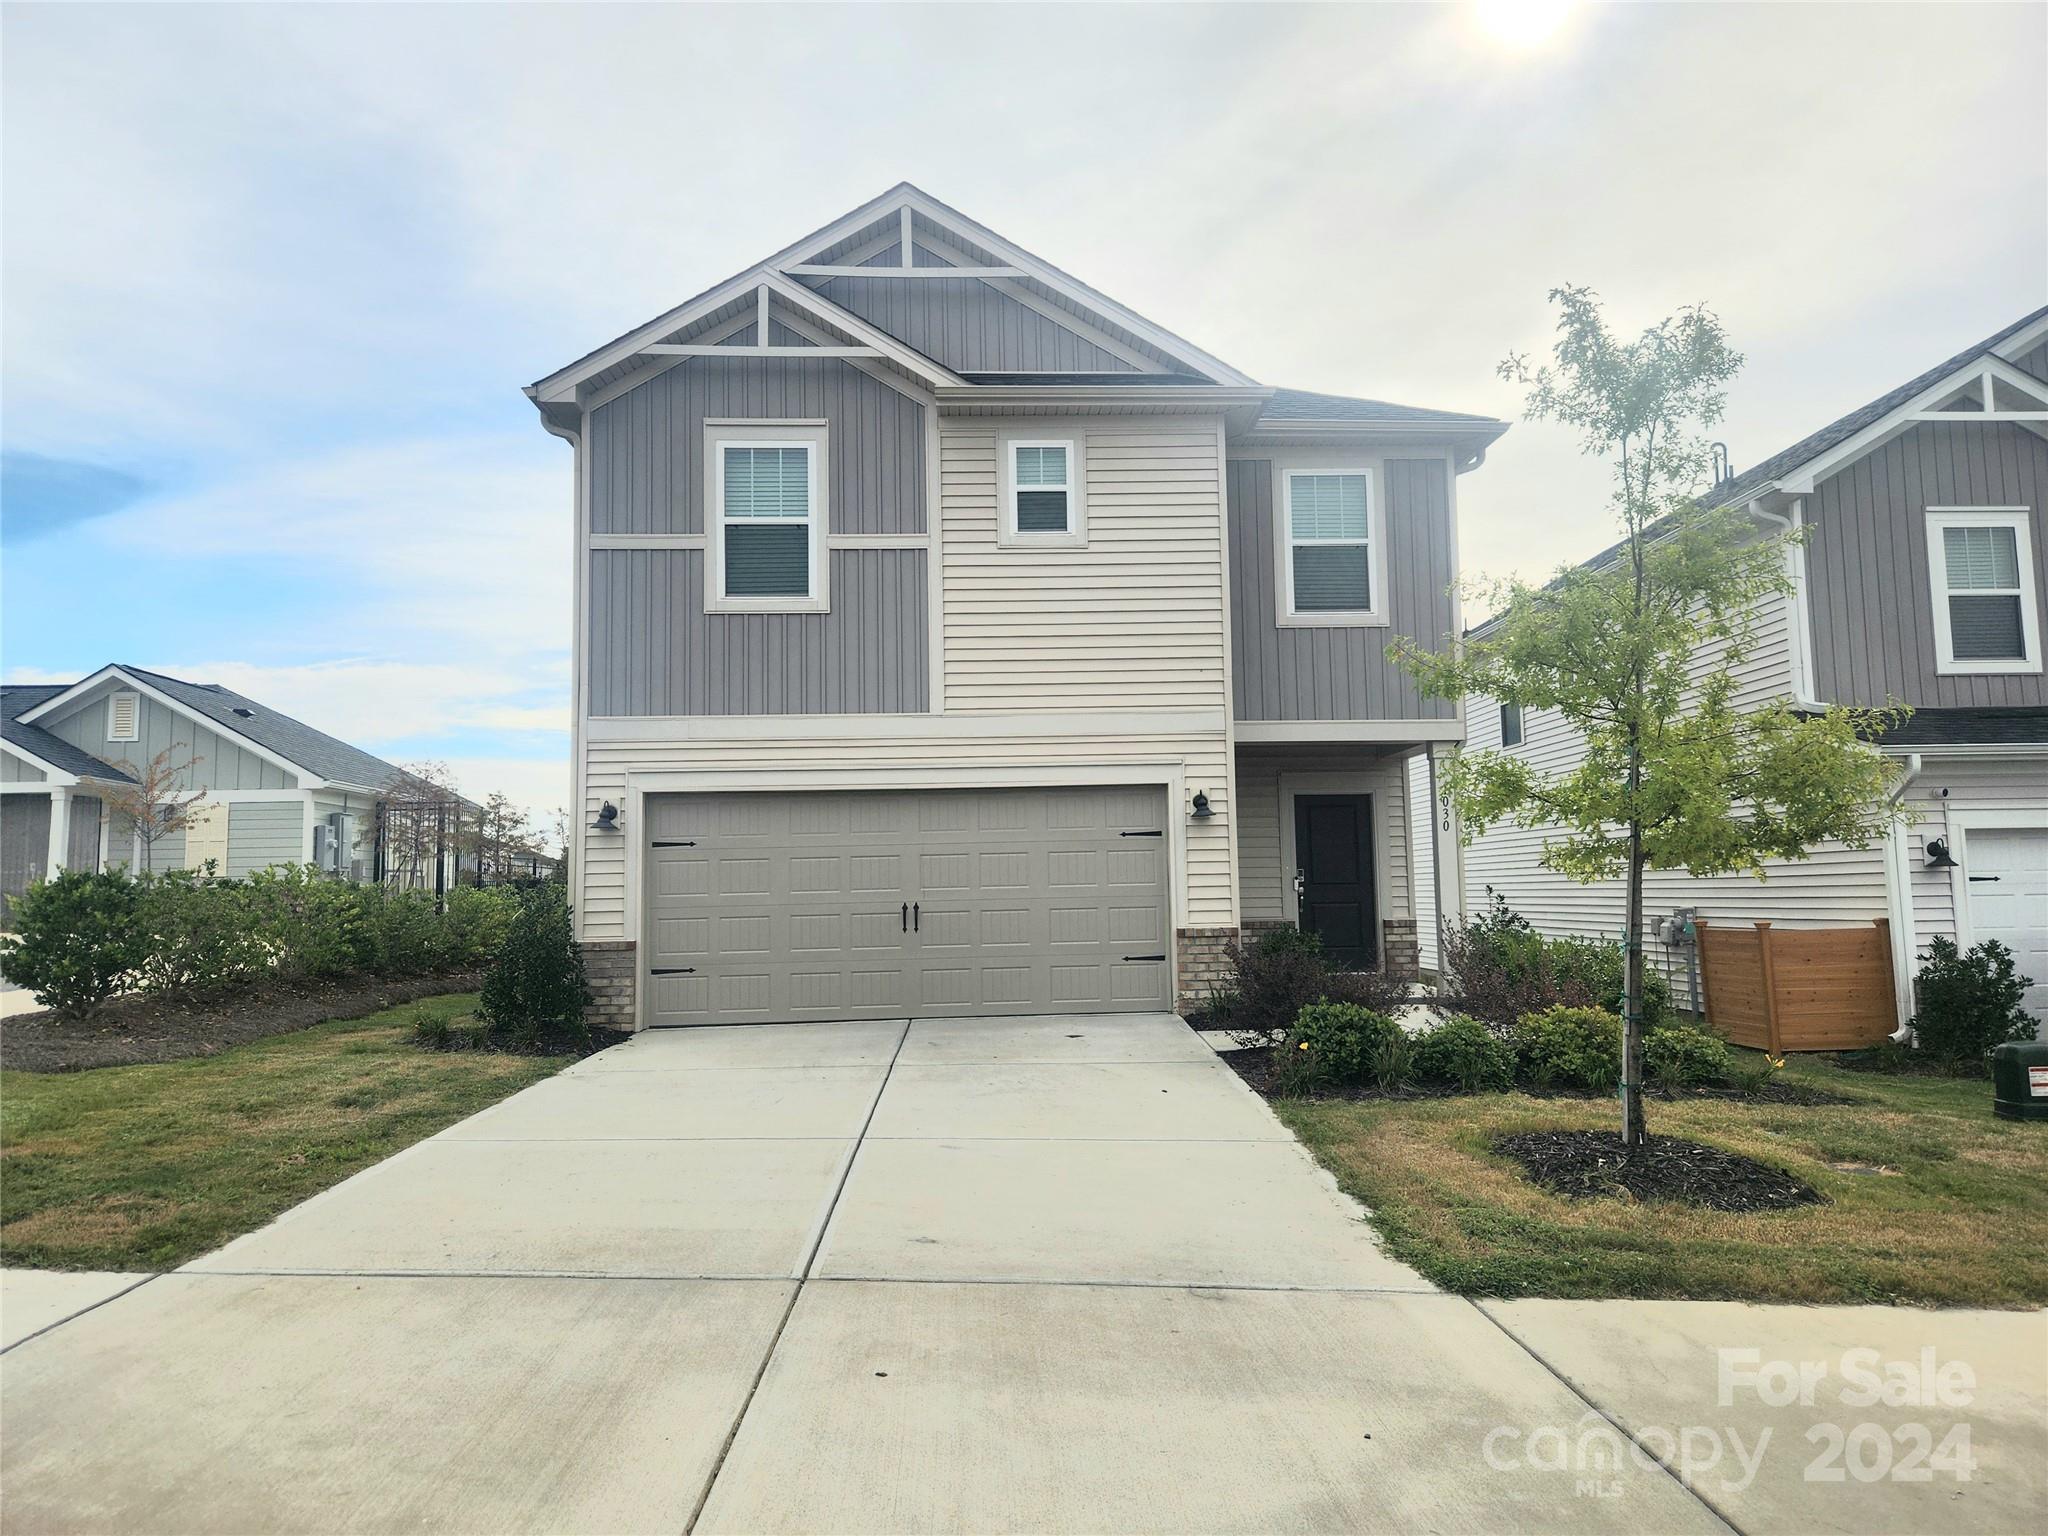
[1924,836,1958,870]
[1190,790,1214,820]
[591,801,621,833]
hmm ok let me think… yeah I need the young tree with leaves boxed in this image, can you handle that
[1396,288,1907,1146]
[101,748,209,872]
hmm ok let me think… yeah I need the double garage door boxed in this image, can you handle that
[644,785,1172,1027]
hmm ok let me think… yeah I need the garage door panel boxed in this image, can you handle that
[645,786,1171,1027]
[1966,828,2047,1026]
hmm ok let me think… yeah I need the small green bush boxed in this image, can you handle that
[1644,1023,1733,1091]
[1512,1005,1623,1092]
[1911,937,2038,1068]
[1277,1001,1403,1091]
[1371,1031,1416,1093]
[478,885,590,1046]
[1412,1014,1516,1093]
[1205,927,1408,1047]
[0,869,147,1020]
[354,886,448,976]
[443,885,520,967]
[245,865,366,980]
[1443,891,1672,1028]
[133,868,264,997]
[412,1011,452,1050]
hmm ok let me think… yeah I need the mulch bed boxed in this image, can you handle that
[1213,1045,1853,1106]
[1495,1129,1825,1212]
[1,972,487,1073]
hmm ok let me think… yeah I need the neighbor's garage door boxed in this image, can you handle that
[643,786,1172,1026]
[1965,827,2048,1031]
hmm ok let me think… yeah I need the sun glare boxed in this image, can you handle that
[1472,0,1580,51]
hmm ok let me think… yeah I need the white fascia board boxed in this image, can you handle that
[0,740,78,786]
[1780,354,2048,494]
[17,665,329,788]
[1234,719,1466,744]
[1990,311,2048,363]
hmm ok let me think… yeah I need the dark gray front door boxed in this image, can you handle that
[1294,794,1376,970]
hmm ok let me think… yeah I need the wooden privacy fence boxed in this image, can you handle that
[1696,918,1899,1053]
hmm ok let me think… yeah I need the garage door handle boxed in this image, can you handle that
[1967,875,2002,883]
[902,902,909,932]
[1123,954,1166,963]
[651,839,695,848]
[649,967,696,976]
[913,902,920,931]
[1120,829,1163,838]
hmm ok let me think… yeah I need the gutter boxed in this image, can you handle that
[1881,751,1923,1043]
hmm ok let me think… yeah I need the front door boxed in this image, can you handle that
[1294,794,1377,970]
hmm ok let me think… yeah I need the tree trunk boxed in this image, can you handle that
[1621,830,1648,1148]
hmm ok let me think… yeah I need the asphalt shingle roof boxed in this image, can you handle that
[1259,387,1503,426]
[1700,306,2048,510]
[1,685,138,782]
[116,666,410,791]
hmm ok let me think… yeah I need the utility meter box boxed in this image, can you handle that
[1990,1040,2048,1122]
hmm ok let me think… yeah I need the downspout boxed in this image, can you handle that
[1881,752,1923,1042]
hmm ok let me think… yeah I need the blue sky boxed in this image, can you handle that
[4,2,2042,841]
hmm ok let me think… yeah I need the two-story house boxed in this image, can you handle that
[1463,307,2048,1027]
[527,185,1506,1030]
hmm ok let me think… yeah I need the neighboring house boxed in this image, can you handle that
[1462,307,2048,1026]
[527,184,1507,1030]
[1,664,458,913]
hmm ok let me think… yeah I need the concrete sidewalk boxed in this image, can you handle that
[4,1012,2043,1534]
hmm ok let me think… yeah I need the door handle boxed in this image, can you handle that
[913,902,920,932]
[1293,871,1306,896]
[902,902,909,932]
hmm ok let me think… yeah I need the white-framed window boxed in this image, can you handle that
[107,690,140,742]
[1925,507,2040,674]
[1279,466,1385,625]
[1499,702,1523,748]
[703,422,829,614]
[999,432,1086,548]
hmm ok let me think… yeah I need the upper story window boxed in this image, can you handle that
[107,690,140,742]
[999,432,1086,548]
[1926,508,2040,674]
[1499,702,1523,747]
[1280,467,1385,626]
[704,423,829,614]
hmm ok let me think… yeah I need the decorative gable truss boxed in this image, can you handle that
[1780,353,2048,494]
[529,184,1253,418]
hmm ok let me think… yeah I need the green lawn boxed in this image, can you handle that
[1275,1052,2048,1309]
[1,993,572,1271]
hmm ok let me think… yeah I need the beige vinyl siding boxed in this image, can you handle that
[1461,589,1881,1010]
[227,800,306,877]
[1902,756,2048,956]
[1234,750,1411,924]
[580,726,1235,941]
[939,420,1229,713]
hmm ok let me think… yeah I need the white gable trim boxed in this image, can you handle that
[17,666,327,788]
[0,739,79,787]
[1781,354,2048,495]
[1990,310,2048,365]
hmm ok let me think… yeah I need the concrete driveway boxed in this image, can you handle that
[4,1013,2039,1534]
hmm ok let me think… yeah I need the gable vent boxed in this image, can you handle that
[108,691,140,742]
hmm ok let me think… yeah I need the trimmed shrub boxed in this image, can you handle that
[1276,1001,1403,1091]
[133,868,264,997]
[1644,1023,1733,1091]
[245,865,366,980]
[1911,937,2038,1068]
[443,886,521,967]
[353,886,448,976]
[1206,927,1409,1047]
[479,885,591,1047]
[0,869,147,1020]
[1513,1005,1623,1092]
[1413,1013,1516,1093]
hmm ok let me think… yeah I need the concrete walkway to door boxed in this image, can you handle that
[4,1012,1732,1534]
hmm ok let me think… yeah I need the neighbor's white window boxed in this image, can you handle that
[705,425,829,614]
[1281,468,1384,624]
[1926,508,2041,674]
[108,690,140,742]
[1000,435,1086,547]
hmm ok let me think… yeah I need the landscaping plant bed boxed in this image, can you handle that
[1215,1045,1853,1107]
[1495,1129,1824,1212]
[1,972,486,1073]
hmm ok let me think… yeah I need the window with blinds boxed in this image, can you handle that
[719,443,813,599]
[1286,472,1372,614]
[1010,441,1072,535]
[1928,511,2038,672]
